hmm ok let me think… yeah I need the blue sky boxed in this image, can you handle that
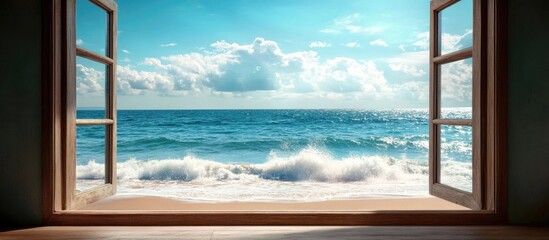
[75,0,473,109]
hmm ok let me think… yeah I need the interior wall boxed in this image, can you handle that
[507,0,549,225]
[508,0,549,224]
[0,0,43,226]
[1,0,549,226]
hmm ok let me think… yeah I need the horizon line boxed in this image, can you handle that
[76,107,472,111]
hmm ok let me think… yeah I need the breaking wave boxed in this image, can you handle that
[77,147,470,183]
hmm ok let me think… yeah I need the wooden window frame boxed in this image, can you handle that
[429,0,481,210]
[42,0,508,225]
[66,0,118,210]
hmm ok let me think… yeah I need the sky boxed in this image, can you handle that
[75,0,473,110]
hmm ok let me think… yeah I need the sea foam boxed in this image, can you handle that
[76,147,473,183]
[76,147,473,201]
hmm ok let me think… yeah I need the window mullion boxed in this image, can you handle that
[75,119,114,125]
[76,48,114,65]
[433,48,473,64]
[432,119,473,126]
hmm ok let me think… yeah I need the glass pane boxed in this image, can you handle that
[76,0,108,56]
[439,0,473,55]
[439,125,472,192]
[76,125,106,192]
[440,58,472,119]
[76,56,106,119]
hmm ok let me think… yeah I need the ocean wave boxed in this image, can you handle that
[118,137,183,147]
[76,160,106,180]
[76,147,470,183]
[258,148,426,182]
[116,137,203,151]
[114,135,434,154]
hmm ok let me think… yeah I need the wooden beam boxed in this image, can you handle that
[431,0,461,12]
[75,119,114,126]
[90,0,117,12]
[76,47,113,65]
[432,119,473,126]
[433,47,473,64]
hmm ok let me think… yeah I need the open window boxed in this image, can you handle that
[43,0,506,225]
[64,0,118,210]
[429,0,483,210]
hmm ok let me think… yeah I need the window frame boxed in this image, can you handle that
[429,0,482,210]
[66,0,118,210]
[42,0,508,225]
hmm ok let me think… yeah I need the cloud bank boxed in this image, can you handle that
[76,37,470,106]
[114,38,392,99]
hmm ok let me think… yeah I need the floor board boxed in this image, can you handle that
[1,226,548,240]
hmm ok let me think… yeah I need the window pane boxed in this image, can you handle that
[76,0,108,56]
[440,58,472,119]
[439,125,472,192]
[439,0,473,55]
[76,56,106,119]
[76,125,106,192]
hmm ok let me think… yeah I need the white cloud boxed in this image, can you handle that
[142,58,163,68]
[317,57,391,95]
[399,45,406,52]
[117,65,174,95]
[321,13,383,35]
[413,32,429,49]
[309,41,332,48]
[160,43,177,47]
[73,38,440,103]
[122,49,131,54]
[440,59,472,103]
[76,64,103,95]
[441,29,473,54]
[76,39,84,46]
[369,39,389,47]
[319,28,340,34]
[120,58,131,63]
[389,63,426,77]
[106,38,393,98]
[343,42,360,48]
[385,51,429,66]
[412,29,472,53]
[334,13,361,26]
[396,81,428,101]
[346,26,383,34]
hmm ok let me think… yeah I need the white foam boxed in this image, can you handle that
[76,160,105,180]
[76,147,473,201]
[77,147,432,183]
[258,147,426,182]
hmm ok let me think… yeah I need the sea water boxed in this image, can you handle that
[75,108,472,202]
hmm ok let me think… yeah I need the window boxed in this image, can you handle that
[43,0,507,225]
[429,0,481,210]
[66,0,117,210]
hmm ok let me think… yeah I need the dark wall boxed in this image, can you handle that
[0,0,43,226]
[507,0,549,225]
[1,0,549,226]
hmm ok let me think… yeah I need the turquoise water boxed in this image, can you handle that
[75,109,473,201]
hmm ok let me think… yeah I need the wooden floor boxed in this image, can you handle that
[1,226,548,239]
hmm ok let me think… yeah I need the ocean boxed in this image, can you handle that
[75,108,473,202]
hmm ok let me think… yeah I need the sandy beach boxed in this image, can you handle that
[80,195,468,211]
